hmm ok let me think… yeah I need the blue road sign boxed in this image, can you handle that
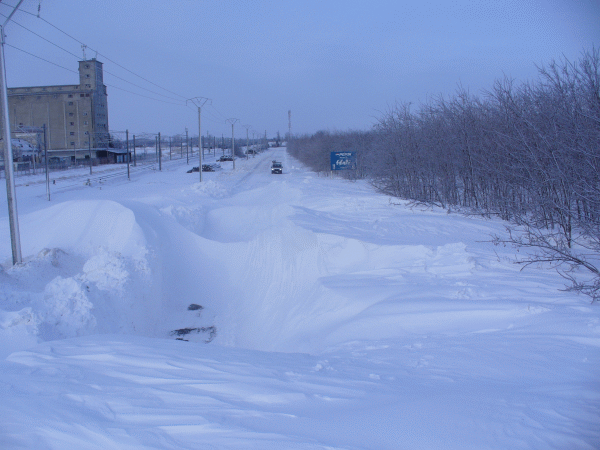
[331,152,357,170]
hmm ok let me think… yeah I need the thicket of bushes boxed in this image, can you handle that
[288,49,600,301]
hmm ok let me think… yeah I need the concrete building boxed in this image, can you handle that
[5,59,110,162]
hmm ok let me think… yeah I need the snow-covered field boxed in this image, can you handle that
[1,148,598,449]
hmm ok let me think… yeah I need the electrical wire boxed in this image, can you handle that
[5,43,78,74]
[15,8,189,100]
[0,12,187,103]
[0,5,246,134]
[6,44,187,106]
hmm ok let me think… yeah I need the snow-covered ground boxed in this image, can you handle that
[1,148,598,449]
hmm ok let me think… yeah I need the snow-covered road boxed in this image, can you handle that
[1,148,599,449]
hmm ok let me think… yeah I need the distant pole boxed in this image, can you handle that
[158,132,162,171]
[126,130,130,180]
[0,0,25,265]
[244,125,251,160]
[44,124,49,201]
[133,134,137,166]
[187,97,210,182]
[226,118,239,170]
[169,136,172,160]
[88,137,92,175]
[186,128,189,164]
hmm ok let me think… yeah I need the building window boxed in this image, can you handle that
[70,141,75,146]
[70,132,75,136]
[69,113,74,117]
[84,131,89,135]
[68,94,73,98]
[85,74,90,78]
[85,84,91,88]
[84,121,88,125]
[68,102,74,105]
[80,94,85,97]
[85,64,90,69]
[85,94,90,97]
[83,112,88,116]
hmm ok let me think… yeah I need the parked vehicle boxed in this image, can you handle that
[218,155,233,162]
[187,164,221,173]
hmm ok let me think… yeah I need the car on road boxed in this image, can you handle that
[187,164,222,173]
[271,161,283,174]
[218,155,233,162]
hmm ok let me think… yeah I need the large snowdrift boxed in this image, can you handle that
[0,149,598,449]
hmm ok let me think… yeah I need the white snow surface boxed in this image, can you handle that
[0,148,599,449]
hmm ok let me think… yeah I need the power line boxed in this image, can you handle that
[6,44,185,105]
[1,13,187,103]
[14,8,189,100]
[5,43,77,74]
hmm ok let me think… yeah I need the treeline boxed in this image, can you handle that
[288,49,600,301]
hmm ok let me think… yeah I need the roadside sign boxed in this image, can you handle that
[330,152,357,170]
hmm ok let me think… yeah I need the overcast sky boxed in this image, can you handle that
[1,0,598,139]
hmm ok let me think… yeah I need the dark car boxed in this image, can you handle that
[187,164,221,173]
[271,161,283,174]
[218,155,233,162]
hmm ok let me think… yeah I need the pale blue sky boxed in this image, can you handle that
[1,0,598,138]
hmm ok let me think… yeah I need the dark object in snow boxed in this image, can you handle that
[170,326,217,343]
[187,304,203,311]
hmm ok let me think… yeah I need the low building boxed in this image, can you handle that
[4,59,110,163]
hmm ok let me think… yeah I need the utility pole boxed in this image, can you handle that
[187,97,210,181]
[288,110,292,142]
[226,118,239,170]
[44,124,49,202]
[158,132,162,171]
[0,0,25,265]
[186,128,189,164]
[244,125,251,160]
[126,130,130,180]
[133,134,137,167]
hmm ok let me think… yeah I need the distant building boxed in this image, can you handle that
[3,59,110,162]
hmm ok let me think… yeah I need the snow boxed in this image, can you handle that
[1,148,599,449]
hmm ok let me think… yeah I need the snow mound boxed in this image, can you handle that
[6,200,147,262]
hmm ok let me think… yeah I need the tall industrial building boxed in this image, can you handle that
[5,59,109,160]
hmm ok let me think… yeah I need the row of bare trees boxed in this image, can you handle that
[288,49,600,301]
